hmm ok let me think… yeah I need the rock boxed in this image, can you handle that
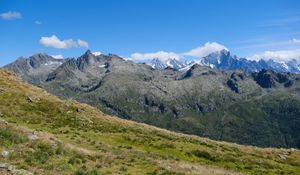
[252,70,277,88]
[0,163,15,171]
[0,118,8,125]
[26,96,40,103]
[0,163,10,169]
[27,96,34,102]
[1,151,9,158]
[7,165,16,171]
[76,108,82,112]
[278,153,288,160]
[28,132,38,141]
[284,80,293,87]
[227,79,239,93]
[14,169,34,175]
[0,163,33,175]
[50,143,57,148]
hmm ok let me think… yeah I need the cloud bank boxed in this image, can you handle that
[40,35,89,49]
[184,42,228,58]
[249,49,300,62]
[130,41,300,63]
[130,42,227,62]
[0,11,22,20]
[292,38,300,44]
[131,51,180,61]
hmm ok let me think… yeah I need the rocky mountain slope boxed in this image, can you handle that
[4,51,300,148]
[0,68,300,175]
[4,53,66,84]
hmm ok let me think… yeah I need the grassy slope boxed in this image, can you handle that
[0,68,300,175]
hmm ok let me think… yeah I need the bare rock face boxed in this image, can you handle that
[227,79,239,93]
[4,53,66,85]
[252,69,292,88]
[252,69,275,88]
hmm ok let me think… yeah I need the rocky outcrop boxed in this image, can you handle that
[0,163,33,175]
[252,69,294,88]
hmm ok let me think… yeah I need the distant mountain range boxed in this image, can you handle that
[3,50,300,148]
[148,49,300,73]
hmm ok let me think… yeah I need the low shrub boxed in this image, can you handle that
[189,150,216,161]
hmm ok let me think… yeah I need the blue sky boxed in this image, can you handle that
[1,0,300,66]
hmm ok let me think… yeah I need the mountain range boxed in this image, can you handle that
[3,50,300,148]
[149,49,300,73]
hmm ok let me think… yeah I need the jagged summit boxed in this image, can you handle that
[3,53,65,84]
[84,49,93,55]
[146,49,300,73]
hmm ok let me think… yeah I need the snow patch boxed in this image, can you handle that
[93,51,102,56]
[44,61,63,66]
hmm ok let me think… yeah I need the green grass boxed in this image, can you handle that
[0,127,28,147]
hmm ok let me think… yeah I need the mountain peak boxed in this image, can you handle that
[32,52,48,57]
[83,49,93,56]
[149,57,187,70]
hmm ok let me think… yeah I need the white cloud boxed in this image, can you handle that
[184,42,228,58]
[51,54,64,59]
[235,38,300,51]
[0,11,22,20]
[128,41,299,64]
[39,35,89,49]
[130,51,180,61]
[35,20,42,25]
[77,39,89,48]
[249,48,300,62]
[292,38,300,44]
[92,51,102,56]
[129,42,227,62]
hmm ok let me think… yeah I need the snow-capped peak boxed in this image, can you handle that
[149,58,187,70]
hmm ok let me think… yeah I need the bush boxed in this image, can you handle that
[55,144,66,155]
[158,143,175,149]
[68,157,82,165]
[68,153,85,165]
[189,150,216,161]
[0,127,28,147]
[25,141,56,164]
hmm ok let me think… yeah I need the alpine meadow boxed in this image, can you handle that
[1,0,300,174]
